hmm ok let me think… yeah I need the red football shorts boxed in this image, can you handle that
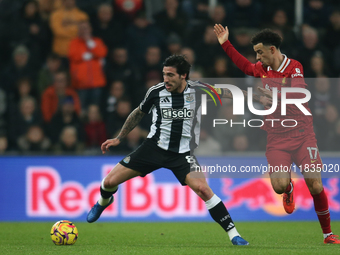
[265,131,322,174]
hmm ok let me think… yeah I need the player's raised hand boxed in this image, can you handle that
[101,138,120,154]
[214,24,229,45]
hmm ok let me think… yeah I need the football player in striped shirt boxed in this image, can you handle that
[87,55,249,245]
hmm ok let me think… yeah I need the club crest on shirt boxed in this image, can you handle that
[281,77,286,86]
[123,156,130,164]
[186,94,194,103]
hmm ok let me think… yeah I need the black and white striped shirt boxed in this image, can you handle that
[139,80,204,153]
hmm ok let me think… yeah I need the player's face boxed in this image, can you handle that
[163,66,186,93]
[253,43,274,67]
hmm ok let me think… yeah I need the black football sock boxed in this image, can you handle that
[205,194,240,240]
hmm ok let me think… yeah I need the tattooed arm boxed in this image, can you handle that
[101,107,145,154]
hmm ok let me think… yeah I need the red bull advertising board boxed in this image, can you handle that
[0,156,339,221]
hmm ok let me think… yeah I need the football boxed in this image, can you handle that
[50,220,78,245]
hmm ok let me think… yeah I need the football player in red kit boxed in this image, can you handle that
[214,24,340,244]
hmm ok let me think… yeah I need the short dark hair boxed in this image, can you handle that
[163,55,191,80]
[250,29,282,49]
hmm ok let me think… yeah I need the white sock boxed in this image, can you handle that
[324,232,333,239]
[98,178,118,206]
[227,227,241,241]
[205,194,221,209]
[98,197,111,206]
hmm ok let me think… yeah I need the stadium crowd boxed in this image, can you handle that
[0,0,340,155]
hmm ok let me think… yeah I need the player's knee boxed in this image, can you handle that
[271,179,290,194]
[195,184,212,200]
[306,179,323,195]
[103,178,118,189]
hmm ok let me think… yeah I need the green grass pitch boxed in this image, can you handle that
[1,221,340,255]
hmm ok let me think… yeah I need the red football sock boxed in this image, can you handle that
[312,189,332,234]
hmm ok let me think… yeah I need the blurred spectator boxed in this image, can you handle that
[105,47,140,103]
[153,0,188,38]
[38,0,63,21]
[269,9,297,55]
[41,71,81,122]
[141,46,163,83]
[207,57,230,78]
[314,104,339,150]
[17,125,51,153]
[295,25,331,77]
[324,9,340,51]
[210,5,227,25]
[180,47,203,74]
[8,96,43,149]
[36,52,62,96]
[84,104,107,149]
[230,28,253,55]
[309,53,331,77]
[232,134,249,152]
[50,0,88,57]
[114,0,143,20]
[1,45,36,94]
[103,80,125,119]
[195,129,222,156]
[145,71,162,89]
[0,135,8,154]
[48,96,84,143]
[68,20,108,112]
[106,98,132,138]
[166,33,182,55]
[126,11,166,65]
[53,126,84,154]
[190,70,203,80]
[7,78,38,120]
[191,0,211,20]
[224,0,262,28]
[194,25,225,70]
[304,0,332,29]
[9,0,50,68]
[91,3,125,51]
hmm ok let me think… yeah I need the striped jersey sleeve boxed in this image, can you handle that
[139,83,164,114]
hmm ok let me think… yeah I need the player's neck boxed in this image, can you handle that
[175,80,188,94]
[271,53,284,71]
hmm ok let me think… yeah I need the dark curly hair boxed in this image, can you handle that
[250,29,282,49]
[163,55,191,80]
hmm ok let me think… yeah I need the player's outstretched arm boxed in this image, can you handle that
[214,24,255,76]
[101,107,145,154]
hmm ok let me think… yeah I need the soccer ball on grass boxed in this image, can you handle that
[50,220,78,245]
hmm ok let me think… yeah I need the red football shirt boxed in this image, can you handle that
[222,40,313,136]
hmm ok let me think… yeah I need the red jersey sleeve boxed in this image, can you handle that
[221,41,260,77]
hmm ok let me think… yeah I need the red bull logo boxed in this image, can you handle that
[26,165,207,218]
[222,177,340,216]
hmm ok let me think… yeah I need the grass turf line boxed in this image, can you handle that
[0,222,339,255]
